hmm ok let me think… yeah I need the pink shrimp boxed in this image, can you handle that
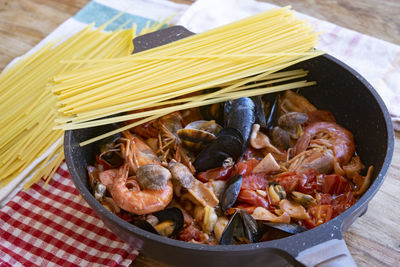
[120,130,160,174]
[294,122,355,165]
[110,164,173,215]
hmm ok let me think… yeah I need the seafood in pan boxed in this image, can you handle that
[87,90,373,244]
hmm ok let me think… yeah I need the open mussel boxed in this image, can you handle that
[133,207,184,237]
[219,209,260,245]
[193,97,255,172]
[193,128,244,172]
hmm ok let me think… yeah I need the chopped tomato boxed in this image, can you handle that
[237,189,270,209]
[274,172,299,193]
[298,170,319,194]
[196,166,233,182]
[232,159,260,177]
[303,204,333,229]
[316,174,352,195]
[332,191,356,217]
[316,193,333,205]
[241,173,269,190]
[226,204,257,215]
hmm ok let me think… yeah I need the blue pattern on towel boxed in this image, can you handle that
[74,1,155,32]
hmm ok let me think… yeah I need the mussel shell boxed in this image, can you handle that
[133,207,185,237]
[193,128,244,172]
[200,103,224,125]
[263,222,307,235]
[177,128,216,151]
[224,97,255,147]
[263,93,279,130]
[219,210,260,245]
[153,207,184,236]
[241,209,261,243]
[220,175,243,213]
[251,96,267,130]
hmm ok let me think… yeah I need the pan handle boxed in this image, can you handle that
[295,238,356,267]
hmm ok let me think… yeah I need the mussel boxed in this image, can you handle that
[133,207,184,237]
[194,97,255,172]
[193,128,244,172]
[262,93,279,130]
[219,209,260,245]
[224,97,255,148]
[251,96,267,130]
[219,174,243,213]
[263,222,307,235]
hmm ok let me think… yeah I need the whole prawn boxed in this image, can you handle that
[110,164,173,215]
[294,122,355,165]
[120,130,160,174]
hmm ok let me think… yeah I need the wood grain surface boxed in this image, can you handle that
[0,0,399,266]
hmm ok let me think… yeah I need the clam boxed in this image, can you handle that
[177,120,222,152]
[136,164,172,190]
[278,112,308,129]
[168,160,194,189]
[271,126,291,150]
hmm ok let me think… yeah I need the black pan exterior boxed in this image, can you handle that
[64,29,394,267]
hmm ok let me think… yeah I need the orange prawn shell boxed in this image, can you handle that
[295,122,355,164]
[111,164,173,215]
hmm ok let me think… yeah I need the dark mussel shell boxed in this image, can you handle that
[200,103,224,125]
[224,97,255,147]
[251,96,267,130]
[133,207,184,237]
[219,210,260,245]
[220,174,243,213]
[193,128,244,172]
[263,222,307,235]
[263,93,279,130]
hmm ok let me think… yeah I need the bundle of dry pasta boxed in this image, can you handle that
[0,19,167,192]
[51,7,323,146]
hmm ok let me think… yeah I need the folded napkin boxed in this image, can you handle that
[1,0,399,266]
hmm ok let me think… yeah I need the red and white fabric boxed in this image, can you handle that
[0,162,137,266]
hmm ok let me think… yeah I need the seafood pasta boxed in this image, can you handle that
[87,90,373,244]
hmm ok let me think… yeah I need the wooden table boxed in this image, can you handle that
[1,0,399,266]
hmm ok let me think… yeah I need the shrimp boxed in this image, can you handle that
[294,122,355,165]
[119,130,160,174]
[110,164,173,215]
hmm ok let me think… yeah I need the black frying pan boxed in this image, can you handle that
[64,26,394,266]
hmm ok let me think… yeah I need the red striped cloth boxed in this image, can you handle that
[0,162,138,266]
